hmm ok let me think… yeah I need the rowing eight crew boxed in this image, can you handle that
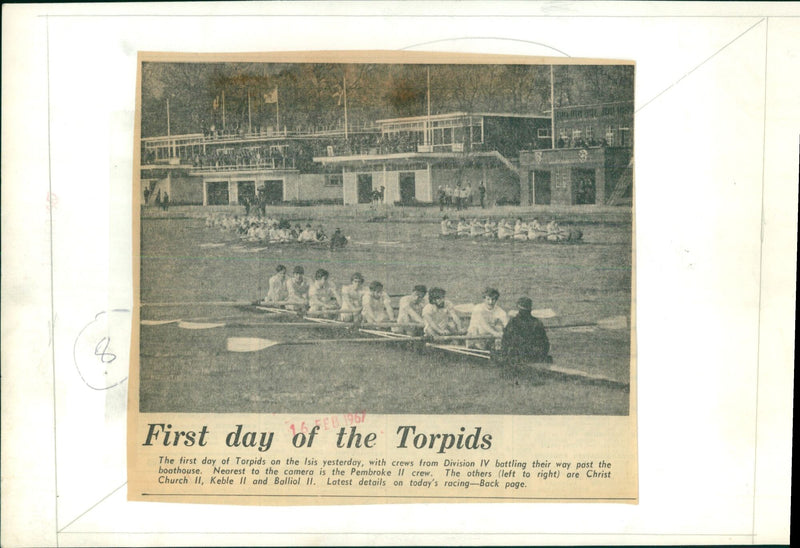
[441,216,582,242]
[262,266,551,363]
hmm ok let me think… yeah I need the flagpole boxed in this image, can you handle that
[426,66,431,147]
[166,97,172,158]
[276,91,280,133]
[247,89,252,134]
[222,90,226,132]
[343,74,348,140]
[550,65,555,149]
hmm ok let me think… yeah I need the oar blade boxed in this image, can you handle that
[141,319,180,326]
[227,337,280,352]
[177,321,226,330]
[532,308,556,319]
[597,316,628,330]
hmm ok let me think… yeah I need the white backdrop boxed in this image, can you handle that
[1,2,796,546]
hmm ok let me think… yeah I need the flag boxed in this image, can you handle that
[263,88,278,104]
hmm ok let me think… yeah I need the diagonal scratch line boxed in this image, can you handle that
[636,18,765,113]
[752,16,769,541]
[400,36,571,57]
[57,482,127,534]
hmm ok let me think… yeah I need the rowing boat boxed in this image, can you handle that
[249,304,495,360]
[242,304,628,388]
[437,233,583,244]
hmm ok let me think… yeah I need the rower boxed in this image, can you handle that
[483,218,496,238]
[422,287,463,336]
[513,218,528,241]
[362,281,395,324]
[456,218,470,237]
[497,297,551,365]
[527,218,545,241]
[308,268,342,313]
[339,272,365,322]
[395,285,427,334]
[264,264,289,303]
[546,219,567,242]
[467,287,508,349]
[298,224,317,242]
[440,215,453,236]
[469,218,484,238]
[496,218,512,240]
[286,266,310,311]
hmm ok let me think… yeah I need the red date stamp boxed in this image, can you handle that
[286,411,366,436]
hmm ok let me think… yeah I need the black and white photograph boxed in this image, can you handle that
[137,55,635,416]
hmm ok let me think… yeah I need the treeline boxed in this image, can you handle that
[141,62,633,138]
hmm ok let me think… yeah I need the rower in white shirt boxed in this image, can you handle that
[422,287,463,336]
[469,218,484,238]
[339,272,366,322]
[297,224,317,242]
[362,281,395,324]
[285,265,310,311]
[513,218,529,241]
[456,218,470,237]
[496,218,513,240]
[395,285,427,334]
[440,215,454,236]
[308,268,342,312]
[264,264,288,303]
[467,287,508,349]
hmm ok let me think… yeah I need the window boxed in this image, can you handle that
[537,128,552,139]
[572,129,582,139]
[605,126,615,145]
[325,174,343,187]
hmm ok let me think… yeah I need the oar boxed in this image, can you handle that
[141,300,253,307]
[226,334,497,352]
[548,316,628,330]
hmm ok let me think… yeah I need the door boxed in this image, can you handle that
[572,168,596,205]
[533,170,551,205]
[206,181,229,205]
[357,174,373,204]
[262,180,283,204]
[399,172,416,204]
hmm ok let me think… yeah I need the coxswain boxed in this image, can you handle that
[339,272,365,322]
[308,269,341,312]
[362,281,395,324]
[422,287,463,336]
[395,285,427,334]
[285,266,310,311]
[329,228,348,249]
[497,297,551,365]
[263,264,289,303]
[467,287,509,349]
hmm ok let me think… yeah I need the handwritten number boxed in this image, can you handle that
[94,337,117,363]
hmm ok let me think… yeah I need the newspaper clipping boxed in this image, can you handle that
[128,51,637,505]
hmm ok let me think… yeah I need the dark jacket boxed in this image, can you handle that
[499,312,550,364]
